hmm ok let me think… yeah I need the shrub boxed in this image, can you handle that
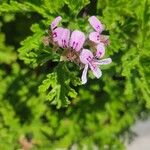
[0,0,150,149]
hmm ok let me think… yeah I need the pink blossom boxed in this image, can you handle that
[95,43,105,58]
[47,16,112,84]
[89,32,100,44]
[51,17,71,49]
[89,32,109,46]
[52,27,71,49]
[57,28,70,48]
[88,16,109,46]
[51,16,62,31]
[88,16,104,33]
[80,49,112,84]
[51,16,63,44]
[52,27,64,42]
[70,30,85,52]
[51,17,85,52]
[44,17,62,46]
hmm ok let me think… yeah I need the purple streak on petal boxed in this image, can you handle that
[96,43,105,58]
[70,30,85,52]
[81,64,88,84]
[52,27,64,42]
[58,28,70,48]
[89,32,100,44]
[88,16,104,33]
[89,63,102,78]
[94,58,112,65]
[80,49,94,64]
[51,16,62,30]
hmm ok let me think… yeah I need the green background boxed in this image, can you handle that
[0,0,150,149]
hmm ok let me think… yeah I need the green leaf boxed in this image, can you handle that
[39,63,79,108]
[64,0,90,16]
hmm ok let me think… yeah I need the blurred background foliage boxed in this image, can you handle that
[0,0,150,149]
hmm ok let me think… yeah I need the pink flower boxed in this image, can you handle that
[70,30,85,52]
[80,49,112,84]
[88,16,104,33]
[47,16,112,84]
[57,28,70,48]
[51,16,62,31]
[95,43,105,58]
[51,17,70,49]
[51,16,64,44]
[88,16,109,46]
[52,27,64,42]
[89,32,109,46]
[89,32,100,44]
[51,17,85,52]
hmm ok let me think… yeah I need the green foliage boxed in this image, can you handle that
[39,63,80,108]
[0,33,16,64]
[0,0,150,149]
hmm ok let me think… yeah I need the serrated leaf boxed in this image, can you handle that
[39,63,79,108]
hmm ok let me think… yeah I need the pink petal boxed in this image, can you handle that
[89,32,100,44]
[70,30,85,52]
[89,64,102,78]
[81,64,88,84]
[96,43,105,58]
[80,49,94,64]
[94,58,112,65]
[51,16,62,30]
[52,27,64,42]
[58,28,70,48]
[88,16,104,33]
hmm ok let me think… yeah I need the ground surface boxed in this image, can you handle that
[127,119,150,150]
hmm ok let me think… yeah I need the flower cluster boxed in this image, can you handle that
[44,16,112,84]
